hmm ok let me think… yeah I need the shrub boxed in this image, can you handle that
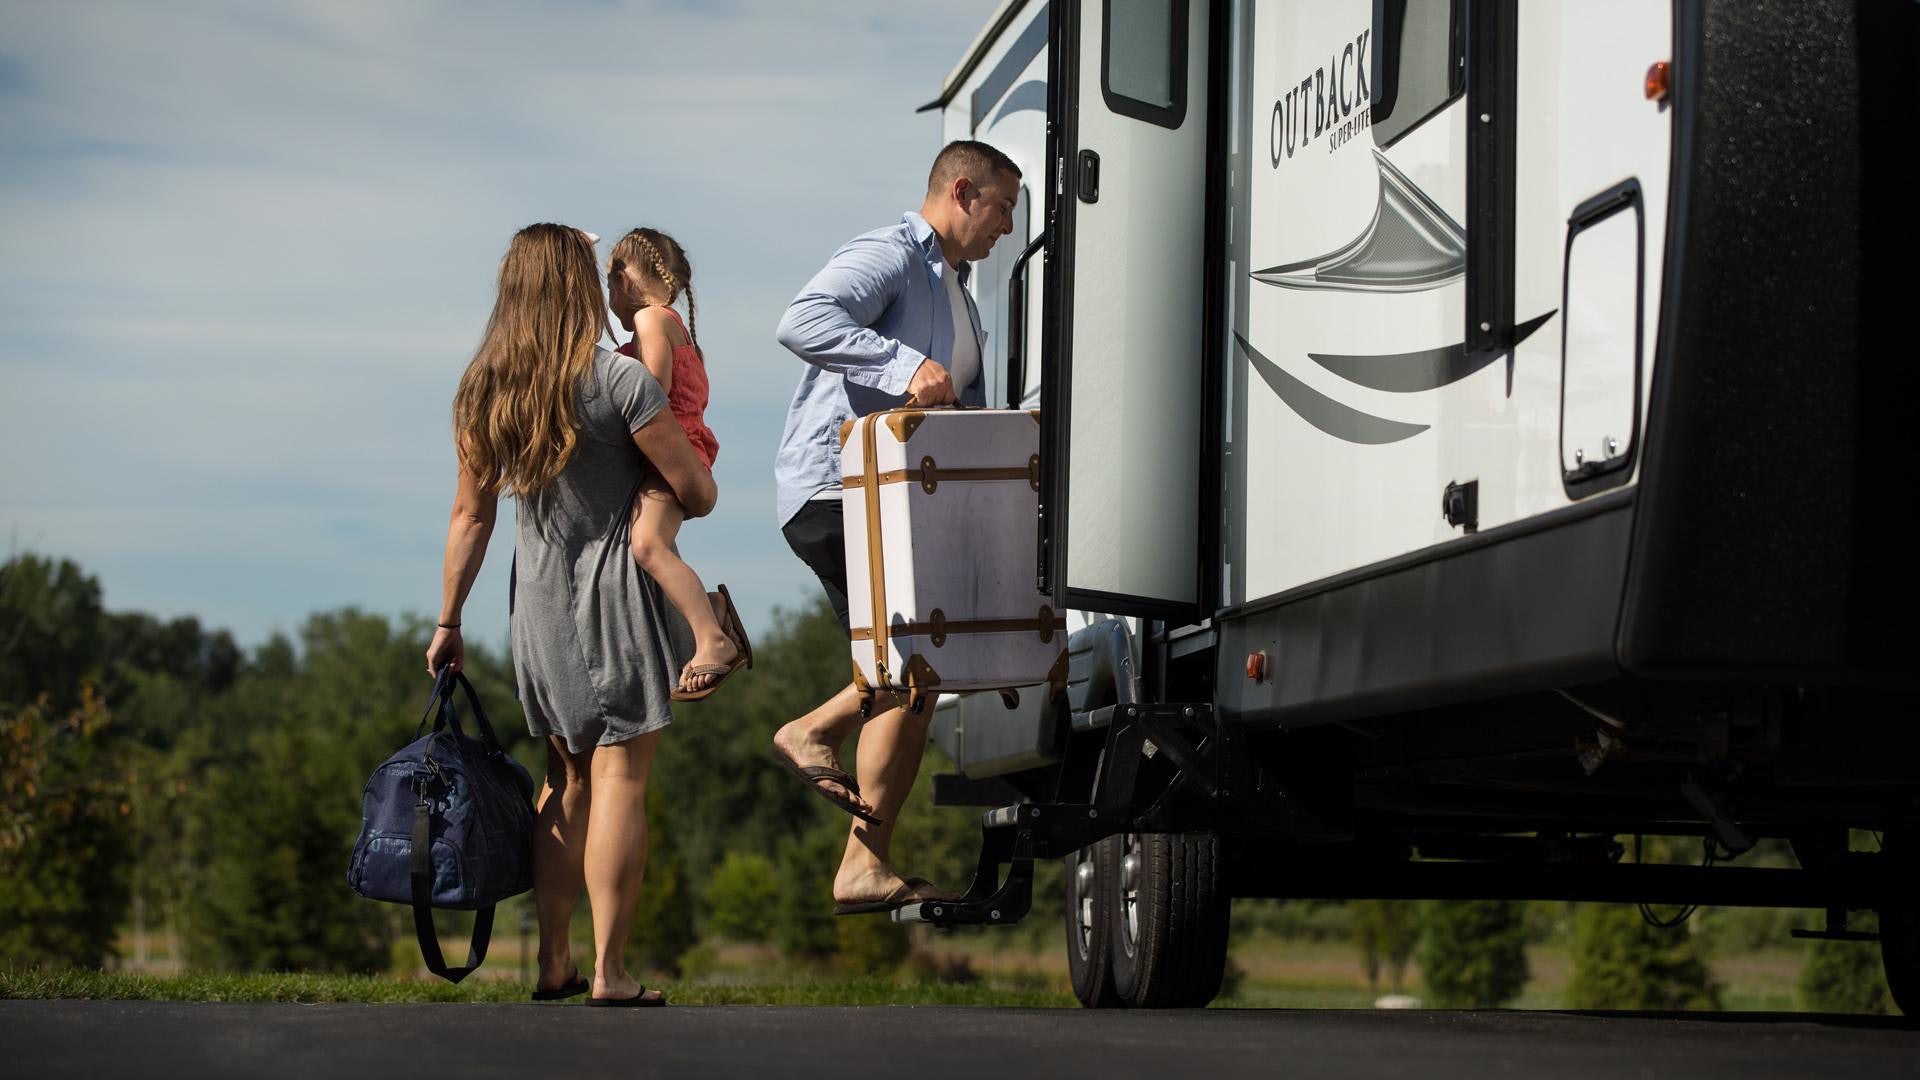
[1353,899,1419,992]
[1418,900,1528,1008]
[705,851,779,943]
[1567,904,1721,1011]
[773,820,843,960]
[0,691,131,968]
[834,915,910,976]
[1797,913,1893,1015]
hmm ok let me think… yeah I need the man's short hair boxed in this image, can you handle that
[927,140,1022,196]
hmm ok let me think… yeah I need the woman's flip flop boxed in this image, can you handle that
[585,987,668,1007]
[530,971,589,1001]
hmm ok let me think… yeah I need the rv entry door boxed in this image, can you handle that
[1040,0,1213,618]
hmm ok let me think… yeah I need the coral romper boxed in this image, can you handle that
[619,306,719,468]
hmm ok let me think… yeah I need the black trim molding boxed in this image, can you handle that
[1464,0,1516,353]
[1559,178,1644,499]
[1100,0,1189,129]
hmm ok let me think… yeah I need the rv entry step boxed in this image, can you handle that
[892,802,1123,927]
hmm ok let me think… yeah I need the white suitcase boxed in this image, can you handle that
[840,408,1067,705]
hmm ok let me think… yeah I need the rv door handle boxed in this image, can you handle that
[1005,232,1049,409]
[1077,150,1100,203]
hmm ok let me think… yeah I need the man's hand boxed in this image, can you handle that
[905,359,956,406]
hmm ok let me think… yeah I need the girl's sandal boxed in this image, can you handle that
[669,585,754,702]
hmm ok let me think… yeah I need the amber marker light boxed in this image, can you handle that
[1246,651,1267,683]
[1645,60,1671,101]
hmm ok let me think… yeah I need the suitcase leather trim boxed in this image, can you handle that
[859,412,891,684]
[842,464,1038,492]
[850,610,1067,645]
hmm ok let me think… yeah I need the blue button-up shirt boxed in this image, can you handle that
[773,210,987,526]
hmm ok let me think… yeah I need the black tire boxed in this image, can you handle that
[1878,832,1916,1017]
[1065,837,1125,1007]
[1108,831,1230,1008]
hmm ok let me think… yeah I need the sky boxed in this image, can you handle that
[0,0,1002,653]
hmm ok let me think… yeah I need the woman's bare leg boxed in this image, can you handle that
[629,478,736,692]
[533,736,591,991]
[583,730,665,1002]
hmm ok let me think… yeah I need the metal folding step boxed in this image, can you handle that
[892,802,1120,927]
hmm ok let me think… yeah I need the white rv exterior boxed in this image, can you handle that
[933,0,1676,615]
[916,0,1918,1013]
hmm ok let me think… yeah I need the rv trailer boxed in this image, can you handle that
[912,0,1920,1010]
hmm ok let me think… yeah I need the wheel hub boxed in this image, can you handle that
[1119,835,1141,955]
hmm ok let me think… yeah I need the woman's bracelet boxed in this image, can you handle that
[437,621,461,630]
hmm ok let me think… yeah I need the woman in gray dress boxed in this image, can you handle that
[425,223,716,1007]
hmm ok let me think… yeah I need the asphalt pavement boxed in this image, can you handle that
[3,1001,1916,1079]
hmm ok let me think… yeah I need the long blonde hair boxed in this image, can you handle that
[453,224,609,497]
[610,227,700,351]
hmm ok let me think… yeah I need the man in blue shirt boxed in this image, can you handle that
[771,140,1020,914]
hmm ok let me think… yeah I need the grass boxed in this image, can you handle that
[0,967,1073,1007]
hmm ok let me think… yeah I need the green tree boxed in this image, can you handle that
[774,819,845,961]
[1418,900,1529,1007]
[624,782,696,976]
[1567,904,1721,1011]
[0,554,106,711]
[651,599,852,901]
[705,851,779,943]
[181,609,525,973]
[835,912,911,975]
[0,689,131,967]
[188,721,396,972]
[1797,914,1893,1014]
[1354,899,1420,992]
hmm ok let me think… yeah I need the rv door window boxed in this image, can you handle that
[1102,0,1188,129]
[1370,0,1463,148]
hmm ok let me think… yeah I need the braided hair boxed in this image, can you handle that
[611,227,699,352]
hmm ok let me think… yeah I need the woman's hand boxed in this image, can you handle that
[426,626,464,676]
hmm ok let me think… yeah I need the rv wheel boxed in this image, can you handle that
[1064,837,1125,1007]
[1877,832,1916,1016]
[1107,831,1230,1008]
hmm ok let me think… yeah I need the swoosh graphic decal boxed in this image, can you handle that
[1252,150,1465,293]
[1308,342,1479,392]
[1236,333,1429,444]
[988,79,1046,130]
[1305,312,1557,393]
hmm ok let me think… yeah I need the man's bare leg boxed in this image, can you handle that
[771,681,871,815]
[832,693,948,904]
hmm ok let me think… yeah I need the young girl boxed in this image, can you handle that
[607,226,749,700]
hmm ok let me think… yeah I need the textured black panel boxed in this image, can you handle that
[1218,496,1631,727]
[1618,0,1918,683]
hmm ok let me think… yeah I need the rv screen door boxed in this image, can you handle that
[1041,0,1212,617]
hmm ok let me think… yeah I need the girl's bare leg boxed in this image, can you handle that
[629,477,736,692]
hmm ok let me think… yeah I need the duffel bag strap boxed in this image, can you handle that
[410,797,493,984]
[430,669,507,753]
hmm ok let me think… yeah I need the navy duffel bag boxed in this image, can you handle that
[348,668,534,982]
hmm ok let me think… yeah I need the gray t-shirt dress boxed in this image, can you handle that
[510,348,693,752]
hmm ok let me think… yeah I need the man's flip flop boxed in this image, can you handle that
[530,971,589,1001]
[767,744,883,825]
[833,876,945,916]
[585,988,668,1008]
[670,585,755,702]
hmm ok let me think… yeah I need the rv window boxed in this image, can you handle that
[1369,0,1463,148]
[1102,0,1188,129]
